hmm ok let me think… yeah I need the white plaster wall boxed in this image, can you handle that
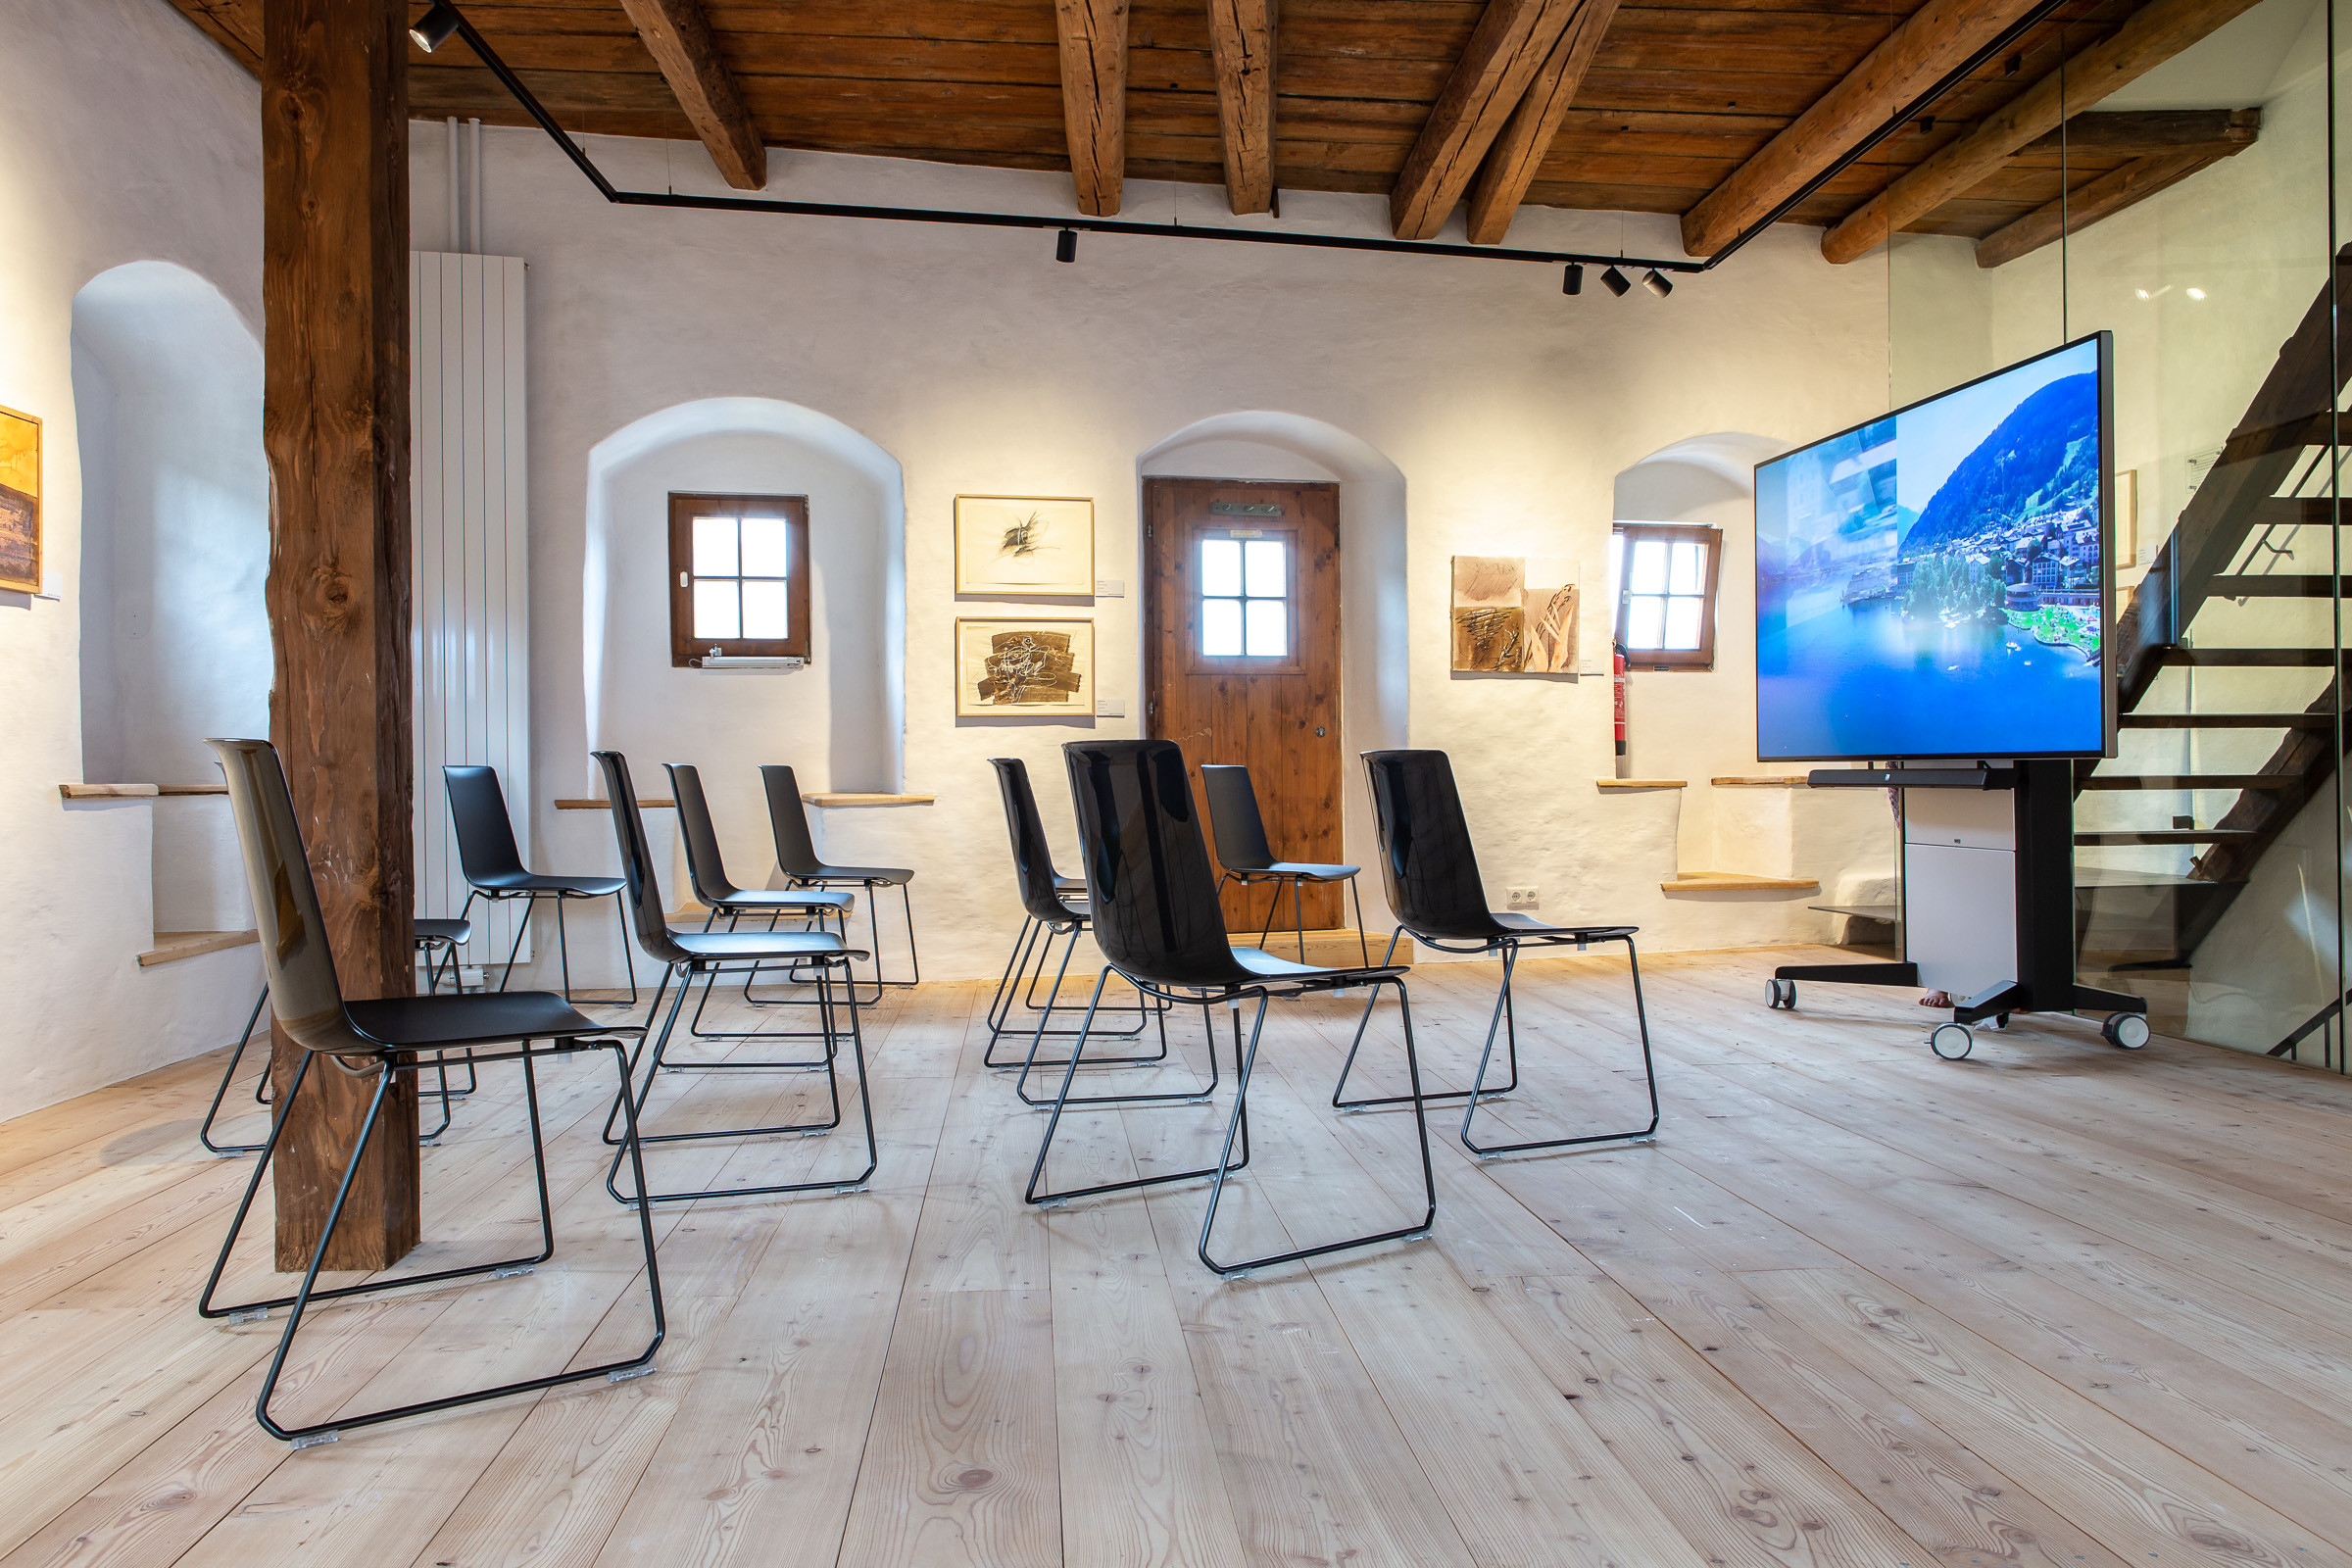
[425,126,1892,987]
[0,0,267,1116]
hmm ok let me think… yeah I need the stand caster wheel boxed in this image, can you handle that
[1929,1022,1974,1060]
[1766,978,1796,1010]
[2102,1012,2150,1051]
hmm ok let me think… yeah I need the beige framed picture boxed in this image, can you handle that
[0,404,40,595]
[956,617,1094,717]
[955,494,1095,596]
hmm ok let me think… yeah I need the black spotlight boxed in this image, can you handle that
[1055,228,1078,264]
[1642,268,1674,298]
[408,0,461,51]
[1562,263,1584,296]
[1600,266,1631,297]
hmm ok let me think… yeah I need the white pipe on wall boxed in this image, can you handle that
[468,118,484,255]
[447,116,461,251]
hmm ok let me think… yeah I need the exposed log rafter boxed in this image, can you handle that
[1681,0,2047,260]
[1390,0,1584,242]
[1055,0,1132,217]
[1823,0,2269,264]
[1976,112,2258,267]
[1462,0,1620,246]
[1206,0,1279,216]
[614,0,766,190]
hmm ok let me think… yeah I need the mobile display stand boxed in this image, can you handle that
[1763,760,2151,1060]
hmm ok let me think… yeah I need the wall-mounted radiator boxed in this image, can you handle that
[410,251,530,975]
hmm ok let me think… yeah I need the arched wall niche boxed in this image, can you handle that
[71,260,269,785]
[1612,431,1785,867]
[582,396,906,869]
[1138,411,1408,920]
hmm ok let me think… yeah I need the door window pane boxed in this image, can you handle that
[1201,596,1244,656]
[693,515,738,577]
[1200,538,1242,598]
[1244,539,1286,597]
[693,579,740,640]
[1245,599,1288,658]
[741,578,793,639]
[740,516,792,577]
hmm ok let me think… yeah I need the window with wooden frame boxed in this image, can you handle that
[668,493,810,666]
[1609,521,1722,670]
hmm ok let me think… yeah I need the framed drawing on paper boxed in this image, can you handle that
[956,495,1095,596]
[956,618,1093,717]
[0,405,40,595]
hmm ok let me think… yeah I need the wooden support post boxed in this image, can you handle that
[263,0,421,1272]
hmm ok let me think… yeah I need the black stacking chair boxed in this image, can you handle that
[760,763,917,1001]
[197,738,662,1444]
[985,757,1168,1087]
[1337,749,1659,1157]
[667,762,857,1049]
[1200,763,1370,966]
[1029,738,1437,1278]
[199,916,479,1158]
[596,751,875,1205]
[446,763,637,1005]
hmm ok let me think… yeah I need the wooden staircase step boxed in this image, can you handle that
[2075,829,2261,846]
[2078,774,2299,790]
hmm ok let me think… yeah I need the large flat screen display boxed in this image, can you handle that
[1754,333,2114,761]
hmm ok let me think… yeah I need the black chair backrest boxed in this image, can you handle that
[665,762,747,905]
[209,738,378,1058]
[1362,750,1506,943]
[444,764,529,885]
[759,764,825,878]
[594,751,696,965]
[1200,763,1278,871]
[1063,739,1249,988]
[990,758,1084,924]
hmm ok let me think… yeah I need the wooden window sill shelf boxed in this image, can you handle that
[1710,776,1812,787]
[1595,778,1686,790]
[139,929,258,967]
[555,798,674,810]
[1661,872,1821,893]
[803,793,936,808]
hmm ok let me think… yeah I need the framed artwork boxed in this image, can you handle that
[956,494,1095,596]
[956,617,1094,717]
[1450,555,1580,673]
[0,405,39,595]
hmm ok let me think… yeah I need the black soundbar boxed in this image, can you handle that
[1806,767,2018,790]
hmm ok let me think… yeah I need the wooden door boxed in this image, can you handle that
[1145,477,1344,932]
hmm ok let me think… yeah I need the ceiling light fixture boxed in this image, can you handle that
[1055,228,1077,264]
[1563,263,1584,295]
[408,0,462,52]
[1600,266,1631,297]
[1642,268,1673,298]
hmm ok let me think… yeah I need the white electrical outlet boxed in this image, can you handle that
[1507,886,1539,909]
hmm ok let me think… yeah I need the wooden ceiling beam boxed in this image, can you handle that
[1975,128,2254,267]
[615,0,766,189]
[1390,0,1586,242]
[1056,0,1132,216]
[1679,0,2046,260]
[1822,0,2268,264]
[1462,0,1620,245]
[1206,0,1278,215]
[2023,106,2260,157]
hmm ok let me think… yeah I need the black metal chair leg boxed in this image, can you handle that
[613,890,640,1006]
[1349,879,1370,968]
[199,987,274,1156]
[493,893,532,993]
[1292,877,1307,963]
[1459,937,1658,1157]
[1011,943,1193,1106]
[1200,977,1437,1277]
[986,920,1170,1064]
[556,896,575,1002]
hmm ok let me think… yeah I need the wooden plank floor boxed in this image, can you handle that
[4,945,2351,1567]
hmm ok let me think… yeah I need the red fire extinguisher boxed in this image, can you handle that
[1612,639,1629,759]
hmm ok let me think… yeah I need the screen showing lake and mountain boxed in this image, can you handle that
[1755,335,2110,761]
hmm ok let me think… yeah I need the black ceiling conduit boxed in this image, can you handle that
[428,0,2076,281]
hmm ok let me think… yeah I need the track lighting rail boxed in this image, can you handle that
[410,0,2073,287]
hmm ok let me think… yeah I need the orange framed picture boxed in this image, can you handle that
[0,404,38,595]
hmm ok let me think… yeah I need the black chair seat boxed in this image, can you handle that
[668,928,855,963]
[798,863,912,885]
[1493,914,1640,941]
[1233,860,1358,883]
[1230,947,1405,985]
[470,870,626,897]
[1054,872,1085,895]
[347,991,606,1051]
[415,917,473,945]
[710,888,855,913]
